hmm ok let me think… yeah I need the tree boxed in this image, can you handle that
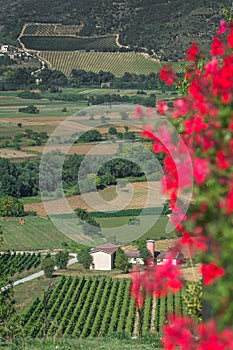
[41,256,55,278]
[78,248,92,269]
[108,126,117,135]
[55,250,69,269]
[0,196,25,217]
[114,247,129,273]
[78,129,102,142]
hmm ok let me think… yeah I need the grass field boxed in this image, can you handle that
[1,217,74,250]
[95,215,175,244]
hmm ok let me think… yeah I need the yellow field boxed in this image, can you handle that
[25,181,165,216]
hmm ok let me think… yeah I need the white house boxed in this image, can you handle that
[90,243,119,270]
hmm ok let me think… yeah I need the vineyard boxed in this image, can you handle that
[21,276,185,338]
[38,51,187,77]
[20,35,118,51]
[0,252,41,277]
[21,23,84,36]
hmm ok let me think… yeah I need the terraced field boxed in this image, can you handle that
[38,51,163,76]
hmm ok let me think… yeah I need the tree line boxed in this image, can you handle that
[0,146,163,199]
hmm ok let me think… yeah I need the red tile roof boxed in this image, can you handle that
[90,243,119,255]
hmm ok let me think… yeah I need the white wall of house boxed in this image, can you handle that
[128,257,144,265]
[157,258,178,266]
[90,251,113,270]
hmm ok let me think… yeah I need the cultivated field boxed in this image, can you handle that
[38,51,187,77]
[24,181,165,216]
[21,23,84,36]
[38,51,163,76]
[20,275,185,338]
[1,217,74,250]
[0,148,37,159]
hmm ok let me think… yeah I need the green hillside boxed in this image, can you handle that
[0,0,229,60]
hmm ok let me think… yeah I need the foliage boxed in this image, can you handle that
[0,276,16,339]
[182,280,202,321]
[108,126,117,135]
[41,256,55,278]
[18,105,39,114]
[0,0,226,61]
[78,248,92,269]
[114,248,129,273]
[55,250,69,269]
[78,129,102,143]
[0,196,25,217]
[21,35,118,51]
[90,206,168,218]
[0,252,41,277]
[18,91,41,99]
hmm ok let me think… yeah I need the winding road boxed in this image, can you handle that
[1,253,78,291]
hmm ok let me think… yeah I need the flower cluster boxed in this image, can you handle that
[130,260,183,308]
[162,316,233,350]
[132,19,233,347]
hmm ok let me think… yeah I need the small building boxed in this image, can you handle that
[156,250,184,266]
[123,249,144,265]
[1,45,9,53]
[90,243,119,270]
[101,82,111,88]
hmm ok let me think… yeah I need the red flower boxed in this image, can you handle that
[160,66,177,86]
[217,20,227,35]
[130,267,145,309]
[216,150,229,170]
[193,158,210,184]
[157,101,168,114]
[184,116,208,135]
[162,315,196,350]
[201,262,225,285]
[145,260,183,297]
[211,36,225,55]
[227,28,233,48]
[181,231,207,253]
[185,42,200,61]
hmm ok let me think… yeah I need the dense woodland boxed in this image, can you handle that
[0,148,163,199]
[0,0,229,60]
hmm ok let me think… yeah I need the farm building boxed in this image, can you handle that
[123,249,144,265]
[90,243,119,270]
[156,250,184,266]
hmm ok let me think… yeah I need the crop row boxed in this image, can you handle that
[21,35,118,51]
[21,276,185,338]
[38,51,165,77]
[0,252,41,277]
[22,23,84,37]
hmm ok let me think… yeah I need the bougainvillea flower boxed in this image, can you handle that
[162,315,196,350]
[157,101,169,114]
[201,262,225,285]
[193,158,211,184]
[211,36,225,55]
[160,66,177,86]
[227,28,233,48]
[216,150,229,170]
[217,20,227,35]
[185,42,200,61]
[130,267,145,308]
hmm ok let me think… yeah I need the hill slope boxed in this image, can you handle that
[0,0,230,60]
